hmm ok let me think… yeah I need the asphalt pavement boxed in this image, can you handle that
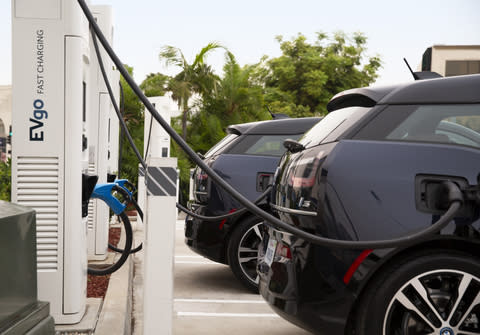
[132,218,311,335]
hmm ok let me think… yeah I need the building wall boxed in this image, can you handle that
[429,45,480,76]
[0,86,12,161]
[0,86,12,136]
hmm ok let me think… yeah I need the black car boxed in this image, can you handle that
[185,117,321,291]
[258,74,480,334]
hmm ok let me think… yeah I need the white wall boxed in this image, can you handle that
[430,46,480,76]
[0,86,12,135]
[0,85,12,161]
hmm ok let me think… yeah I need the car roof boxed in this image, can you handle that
[327,74,480,112]
[227,117,322,135]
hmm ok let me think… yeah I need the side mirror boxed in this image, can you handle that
[283,139,305,153]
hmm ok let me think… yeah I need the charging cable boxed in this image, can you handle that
[109,180,143,254]
[79,0,467,249]
[89,22,259,223]
[177,185,271,221]
[87,184,133,275]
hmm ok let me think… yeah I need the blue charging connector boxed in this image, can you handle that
[90,183,128,215]
[114,179,135,198]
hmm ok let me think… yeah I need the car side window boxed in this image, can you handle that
[228,134,302,157]
[354,104,480,148]
[204,134,238,158]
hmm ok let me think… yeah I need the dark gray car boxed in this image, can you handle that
[185,117,321,291]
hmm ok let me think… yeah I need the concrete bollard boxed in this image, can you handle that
[142,157,177,335]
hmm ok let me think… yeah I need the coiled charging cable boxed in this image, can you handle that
[87,184,133,276]
[108,180,143,254]
[80,0,466,249]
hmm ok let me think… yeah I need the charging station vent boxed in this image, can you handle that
[87,162,96,231]
[87,203,94,230]
[15,156,60,271]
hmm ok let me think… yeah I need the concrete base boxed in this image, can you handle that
[88,252,116,266]
[55,298,102,335]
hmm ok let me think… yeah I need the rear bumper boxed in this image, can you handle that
[184,205,228,264]
[257,226,354,334]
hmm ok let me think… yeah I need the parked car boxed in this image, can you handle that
[257,74,480,334]
[185,117,321,291]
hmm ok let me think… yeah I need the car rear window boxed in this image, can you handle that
[353,104,480,148]
[228,134,303,157]
[204,133,238,158]
[300,106,370,148]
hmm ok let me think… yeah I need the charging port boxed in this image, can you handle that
[415,174,474,218]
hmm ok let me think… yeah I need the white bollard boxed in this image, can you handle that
[143,157,177,335]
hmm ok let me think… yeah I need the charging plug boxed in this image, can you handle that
[416,175,468,215]
[415,174,478,220]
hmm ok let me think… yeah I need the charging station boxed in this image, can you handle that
[86,5,115,261]
[107,71,120,175]
[137,96,174,224]
[12,0,90,324]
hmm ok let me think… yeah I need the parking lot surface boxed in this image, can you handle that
[173,219,310,335]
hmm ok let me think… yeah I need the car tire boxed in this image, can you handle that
[354,250,480,335]
[227,216,264,293]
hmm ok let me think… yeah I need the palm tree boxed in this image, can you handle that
[159,42,223,140]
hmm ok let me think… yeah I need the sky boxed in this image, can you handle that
[0,0,479,87]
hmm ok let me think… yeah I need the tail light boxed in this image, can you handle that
[194,161,214,203]
[276,242,292,260]
[197,170,208,181]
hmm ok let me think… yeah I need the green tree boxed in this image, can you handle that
[140,72,168,97]
[159,42,224,140]
[0,158,11,201]
[189,52,268,154]
[118,65,144,188]
[260,32,381,117]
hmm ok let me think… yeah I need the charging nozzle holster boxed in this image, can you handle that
[82,174,99,218]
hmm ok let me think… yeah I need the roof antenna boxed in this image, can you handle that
[266,105,289,120]
[403,58,420,80]
[266,105,274,118]
[403,58,442,81]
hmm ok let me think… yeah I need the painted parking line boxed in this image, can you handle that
[175,261,222,265]
[176,312,280,318]
[174,298,265,304]
[174,255,220,265]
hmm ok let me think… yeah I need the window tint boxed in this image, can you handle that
[354,104,480,148]
[204,134,238,158]
[228,134,302,157]
[300,107,370,148]
[445,60,480,77]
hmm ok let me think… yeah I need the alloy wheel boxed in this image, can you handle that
[237,222,263,286]
[383,269,480,335]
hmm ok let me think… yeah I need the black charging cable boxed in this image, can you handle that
[177,185,272,221]
[79,0,466,249]
[117,82,125,175]
[89,23,257,223]
[108,196,143,254]
[89,25,147,171]
[144,115,154,160]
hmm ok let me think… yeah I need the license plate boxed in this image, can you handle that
[264,238,277,267]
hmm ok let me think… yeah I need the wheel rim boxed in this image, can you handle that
[383,269,480,335]
[237,222,263,286]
